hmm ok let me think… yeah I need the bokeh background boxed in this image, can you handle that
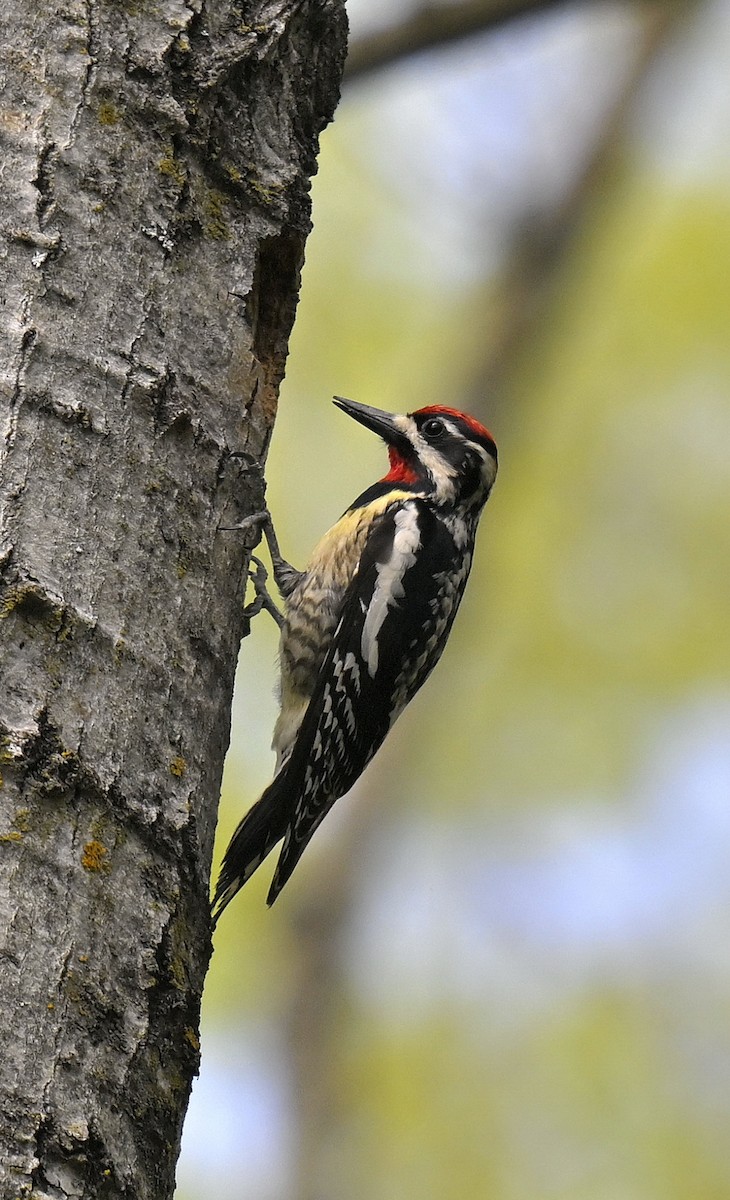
[178,1,730,1196]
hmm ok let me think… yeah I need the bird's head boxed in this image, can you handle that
[334,397,498,510]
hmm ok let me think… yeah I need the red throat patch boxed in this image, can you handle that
[382,446,419,485]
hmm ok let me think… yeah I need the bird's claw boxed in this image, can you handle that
[243,554,284,629]
[219,510,270,548]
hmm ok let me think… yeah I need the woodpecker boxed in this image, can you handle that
[213,397,497,918]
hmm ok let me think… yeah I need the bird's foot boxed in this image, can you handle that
[243,555,284,630]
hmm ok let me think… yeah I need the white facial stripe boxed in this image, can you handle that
[394,415,456,503]
[361,504,421,677]
[395,413,496,504]
[481,452,497,489]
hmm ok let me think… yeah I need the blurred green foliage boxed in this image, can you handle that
[181,7,730,1198]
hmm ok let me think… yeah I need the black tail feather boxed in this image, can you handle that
[212,776,290,924]
[265,799,332,907]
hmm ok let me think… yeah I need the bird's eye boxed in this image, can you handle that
[422,417,445,439]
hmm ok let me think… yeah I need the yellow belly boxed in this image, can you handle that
[271,489,415,768]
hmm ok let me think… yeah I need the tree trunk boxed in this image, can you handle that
[0,1,346,1196]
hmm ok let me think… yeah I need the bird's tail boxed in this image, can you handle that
[211,775,290,925]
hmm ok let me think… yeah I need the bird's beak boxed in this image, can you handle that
[333,397,407,449]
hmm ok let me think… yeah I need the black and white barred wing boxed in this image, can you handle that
[268,499,473,903]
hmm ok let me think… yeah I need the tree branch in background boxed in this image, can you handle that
[346,0,580,80]
[344,0,689,82]
[472,1,682,405]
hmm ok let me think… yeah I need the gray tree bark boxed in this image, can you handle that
[0,1,346,1197]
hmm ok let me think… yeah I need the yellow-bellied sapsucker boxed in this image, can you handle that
[213,397,498,918]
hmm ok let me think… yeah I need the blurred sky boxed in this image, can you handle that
[178,3,730,1197]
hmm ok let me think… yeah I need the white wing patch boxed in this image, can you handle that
[361,504,421,677]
